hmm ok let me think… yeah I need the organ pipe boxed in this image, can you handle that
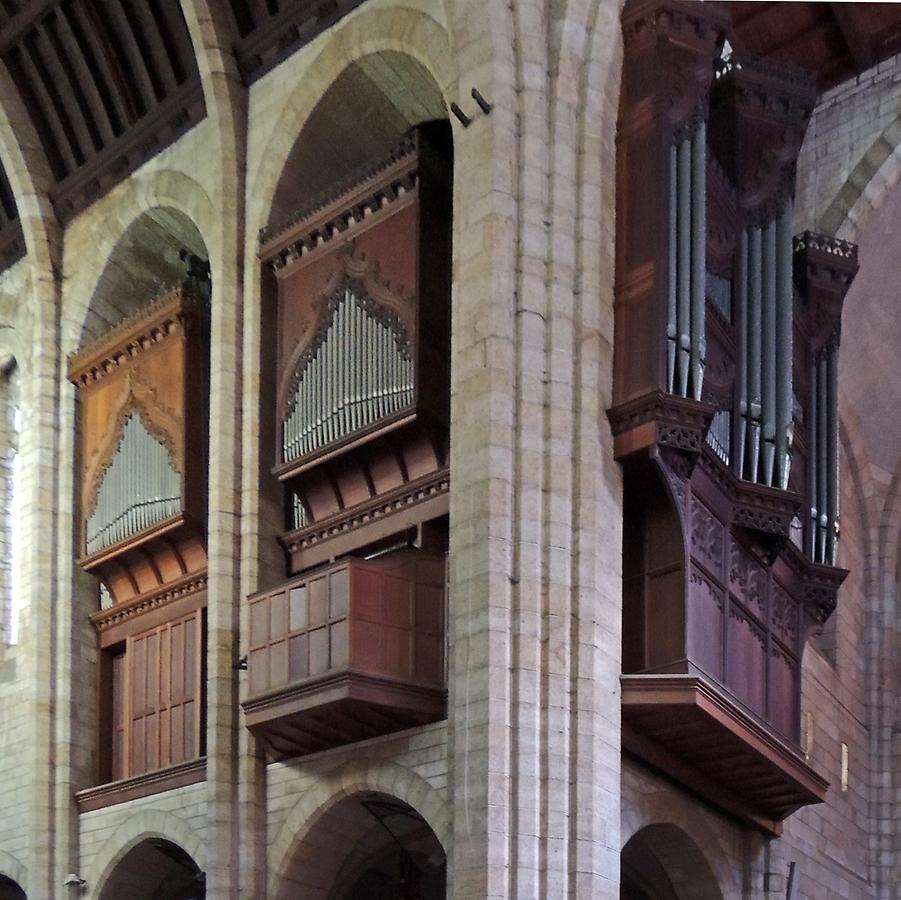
[776,202,794,489]
[86,413,181,555]
[736,229,749,480]
[690,121,706,400]
[677,135,692,397]
[762,220,777,486]
[817,357,828,563]
[667,144,678,393]
[826,347,839,564]
[667,125,706,401]
[283,289,415,463]
[747,226,763,482]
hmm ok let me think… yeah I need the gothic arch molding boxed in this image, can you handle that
[83,809,206,900]
[820,114,901,240]
[269,760,450,899]
[0,850,25,893]
[246,5,456,240]
[64,170,215,354]
[621,788,740,900]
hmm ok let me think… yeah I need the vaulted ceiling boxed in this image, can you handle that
[0,1,899,278]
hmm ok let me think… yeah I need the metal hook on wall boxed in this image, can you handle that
[450,87,494,128]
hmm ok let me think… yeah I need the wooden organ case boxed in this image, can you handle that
[68,274,210,805]
[243,123,452,757]
[610,0,857,834]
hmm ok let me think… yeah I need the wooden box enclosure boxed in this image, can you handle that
[69,280,211,802]
[242,551,447,757]
[260,122,452,572]
[68,285,211,605]
[611,0,854,831]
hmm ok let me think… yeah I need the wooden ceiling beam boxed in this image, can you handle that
[53,6,116,144]
[831,2,875,73]
[0,0,55,54]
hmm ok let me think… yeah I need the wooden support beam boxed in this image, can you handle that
[831,3,874,72]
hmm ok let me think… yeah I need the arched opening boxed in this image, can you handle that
[0,874,25,900]
[81,207,208,347]
[99,838,204,900]
[620,825,723,900]
[266,52,447,230]
[278,791,446,900]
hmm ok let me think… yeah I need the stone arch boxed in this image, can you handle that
[819,114,901,240]
[63,169,215,353]
[0,850,25,894]
[270,760,450,899]
[247,6,456,240]
[83,809,206,900]
[621,823,725,900]
[621,789,740,900]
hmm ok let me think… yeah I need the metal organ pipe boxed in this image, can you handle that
[690,121,706,401]
[677,135,692,397]
[667,144,678,393]
[282,291,416,464]
[808,359,818,559]
[817,356,828,563]
[86,413,180,554]
[747,226,763,483]
[826,347,839,564]
[776,202,794,489]
[762,219,777,486]
[736,230,749,480]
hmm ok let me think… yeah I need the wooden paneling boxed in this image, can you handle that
[104,607,205,782]
[243,551,447,757]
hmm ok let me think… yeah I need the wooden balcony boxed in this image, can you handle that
[622,674,828,834]
[242,551,446,757]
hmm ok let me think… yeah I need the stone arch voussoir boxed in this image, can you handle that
[247,5,456,241]
[63,168,216,353]
[0,849,26,892]
[269,759,450,897]
[621,788,740,900]
[83,808,206,900]
[821,114,901,240]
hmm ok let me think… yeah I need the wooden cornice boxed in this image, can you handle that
[259,136,419,266]
[75,757,206,812]
[67,285,204,386]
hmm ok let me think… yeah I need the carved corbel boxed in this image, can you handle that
[710,56,816,226]
[793,232,859,354]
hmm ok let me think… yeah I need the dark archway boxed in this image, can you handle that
[0,874,25,900]
[81,207,208,347]
[278,791,446,900]
[99,838,204,900]
[621,825,724,900]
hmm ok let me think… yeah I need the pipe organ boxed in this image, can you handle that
[69,278,210,800]
[245,123,452,757]
[611,0,857,833]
